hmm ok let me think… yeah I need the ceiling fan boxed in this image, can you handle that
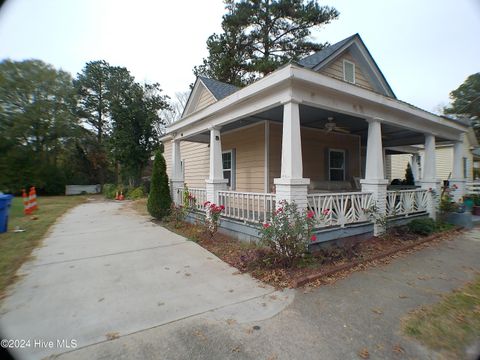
[324,117,350,133]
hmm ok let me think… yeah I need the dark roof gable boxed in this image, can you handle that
[298,34,357,68]
[297,33,396,98]
[198,76,239,100]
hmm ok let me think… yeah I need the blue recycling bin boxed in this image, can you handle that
[0,194,14,233]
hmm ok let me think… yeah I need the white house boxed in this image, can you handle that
[160,34,469,241]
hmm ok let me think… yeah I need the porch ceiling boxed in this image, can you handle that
[185,104,451,147]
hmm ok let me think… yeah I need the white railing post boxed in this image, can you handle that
[205,127,228,204]
[420,134,440,220]
[450,134,466,202]
[273,100,310,210]
[360,118,388,236]
[171,139,184,205]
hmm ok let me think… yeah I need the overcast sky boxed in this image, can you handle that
[0,0,479,113]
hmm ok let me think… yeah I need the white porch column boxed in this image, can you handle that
[273,101,309,209]
[410,153,421,185]
[171,140,184,204]
[205,127,228,203]
[420,134,440,219]
[360,118,388,236]
[450,134,466,202]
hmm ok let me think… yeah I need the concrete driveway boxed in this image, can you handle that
[0,199,293,360]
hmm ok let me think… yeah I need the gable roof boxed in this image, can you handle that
[198,76,239,100]
[182,76,239,118]
[297,33,396,98]
[298,34,357,68]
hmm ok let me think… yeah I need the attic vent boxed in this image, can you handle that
[343,60,355,84]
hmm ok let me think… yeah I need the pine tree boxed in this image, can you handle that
[147,150,171,219]
[404,163,415,185]
[194,0,339,85]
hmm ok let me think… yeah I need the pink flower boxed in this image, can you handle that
[220,205,225,210]
[263,222,271,229]
[322,208,330,215]
[306,210,314,219]
[275,207,283,215]
[203,201,210,207]
[310,235,317,242]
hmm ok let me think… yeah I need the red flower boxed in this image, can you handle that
[306,210,315,219]
[203,201,210,207]
[220,205,225,210]
[310,235,317,242]
[263,222,271,229]
[275,207,283,215]
[322,208,330,215]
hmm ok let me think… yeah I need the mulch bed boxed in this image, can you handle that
[163,221,462,289]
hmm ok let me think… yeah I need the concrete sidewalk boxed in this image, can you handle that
[0,200,293,360]
[54,226,480,359]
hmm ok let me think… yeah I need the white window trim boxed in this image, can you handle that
[329,148,346,181]
[343,59,356,84]
[222,149,235,190]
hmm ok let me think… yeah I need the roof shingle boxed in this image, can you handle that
[198,76,239,100]
[297,34,358,69]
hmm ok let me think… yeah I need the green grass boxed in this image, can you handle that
[403,275,480,357]
[0,195,86,297]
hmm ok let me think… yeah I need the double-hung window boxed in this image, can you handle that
[222,150,235,189]
[329,149,345,181]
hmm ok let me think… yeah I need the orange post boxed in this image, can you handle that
[22,189,31,215]
[30,186,38,211]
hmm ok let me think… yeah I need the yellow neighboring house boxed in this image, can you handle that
[386,128,478,183]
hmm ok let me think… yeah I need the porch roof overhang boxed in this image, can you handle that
[161,64,468,143]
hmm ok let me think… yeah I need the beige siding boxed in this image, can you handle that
[269,123,361,189]
[223,123,266,193]
[164,140,210,188]
[164,123,266,192]
[386,154,411,181]
[319,51,375,92]
[193,85,216,113]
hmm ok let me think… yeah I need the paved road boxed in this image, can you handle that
[0,200,293,360]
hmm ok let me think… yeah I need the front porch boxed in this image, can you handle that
[174,186,431,242]
[163,64,468,242]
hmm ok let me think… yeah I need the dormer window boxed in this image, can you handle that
[343,60,355,84]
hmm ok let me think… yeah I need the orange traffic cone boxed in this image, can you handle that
[22,189,32,215]
[119,191,124,201]
[30,186,38,211]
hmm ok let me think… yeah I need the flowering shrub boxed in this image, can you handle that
[259,200,316,267]
[203,201,225,238]
[169,203,186,228]
[182,187,197,215]
[439,185,459,213]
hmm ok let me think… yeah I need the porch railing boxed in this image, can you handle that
[466,181,480,195]
[386,189,429,218]
[176,187,207,211]
[217,190,276,223]
[306,192,374,228]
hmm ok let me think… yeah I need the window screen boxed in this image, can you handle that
[343,60,355,84]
